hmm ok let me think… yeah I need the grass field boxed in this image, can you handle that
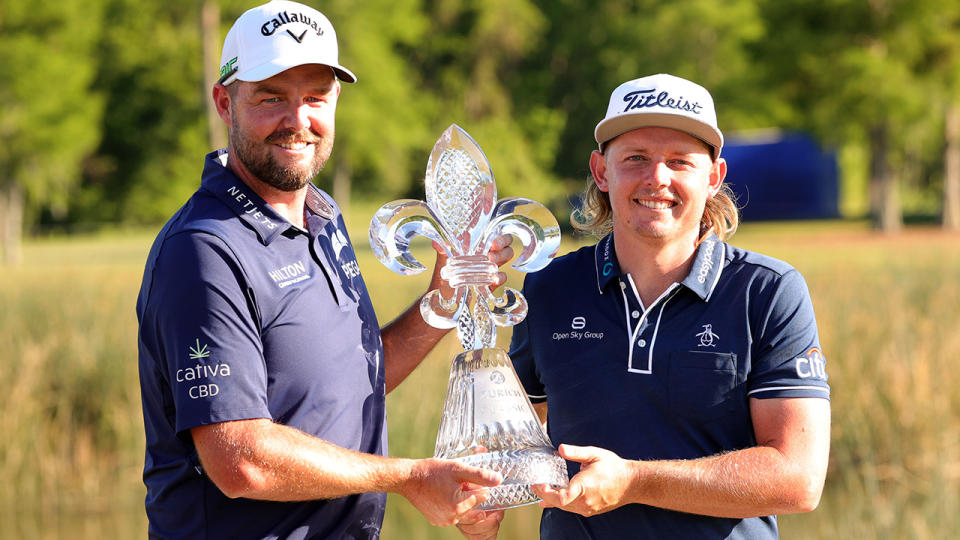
[0,217,957,539]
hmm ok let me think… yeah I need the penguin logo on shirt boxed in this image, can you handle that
[696,324,719,347]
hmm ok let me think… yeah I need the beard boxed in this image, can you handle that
[230,111,334,192]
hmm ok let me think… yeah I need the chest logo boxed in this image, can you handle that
[696,324,719,347]
[571,316,586,329]
[268,260,311,289]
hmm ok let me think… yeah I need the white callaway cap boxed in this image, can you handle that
[218,0,356,85]
[594,73,723,157]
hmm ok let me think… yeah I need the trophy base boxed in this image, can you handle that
[451,447,568,511]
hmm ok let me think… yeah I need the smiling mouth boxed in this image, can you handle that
[276,141,313,151]
[634,198,677,210]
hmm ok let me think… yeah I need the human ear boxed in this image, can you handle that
[708,158,727,197]
[212,84,232,125]
[589,150,610,192]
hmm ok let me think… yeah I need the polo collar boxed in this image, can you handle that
[592,232,726,301]
[679,233,726,301]
[593,234,622,294]
[200,150,296,245]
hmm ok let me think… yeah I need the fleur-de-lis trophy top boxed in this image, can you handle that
[370,124,569,511]
[370,124,561,350]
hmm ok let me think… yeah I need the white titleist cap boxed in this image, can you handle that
[218,0,356,85]
[594,73,722,157]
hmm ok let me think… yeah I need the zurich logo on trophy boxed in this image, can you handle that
[369,124,569,509]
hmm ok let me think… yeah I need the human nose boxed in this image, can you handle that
[645,160,672,188]
[281,101,313,132]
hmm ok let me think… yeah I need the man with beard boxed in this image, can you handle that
[137,2,506,539]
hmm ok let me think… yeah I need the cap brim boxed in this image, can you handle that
[234,59,357,84]
[595,112,722,156]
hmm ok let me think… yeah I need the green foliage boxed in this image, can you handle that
[753,0,956,214]
[515,0,767,184]
[0,0,104,214]
[3,0,956,230]
[320,0,434,198]
[75,0,209,225]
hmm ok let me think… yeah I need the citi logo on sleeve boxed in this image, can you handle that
[795,347,828,380]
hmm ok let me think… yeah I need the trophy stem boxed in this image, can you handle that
[433,348,568,510]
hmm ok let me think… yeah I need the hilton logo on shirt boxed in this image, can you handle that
[268,260,312,289]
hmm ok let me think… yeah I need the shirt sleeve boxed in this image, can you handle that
[509,281,547,403]
[747,268,831,400]
[143,231,272,433]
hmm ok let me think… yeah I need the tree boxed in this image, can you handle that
[405,0,563,202]
[0,0,105,262]
[753,0,950,233]
[74,0,211,226]
[917,1,960,230]
[511,0,767,197]
[317,0,434,205]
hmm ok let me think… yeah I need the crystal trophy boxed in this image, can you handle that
[369,124,568,510]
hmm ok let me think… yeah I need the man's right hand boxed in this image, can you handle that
[398,458,503,527]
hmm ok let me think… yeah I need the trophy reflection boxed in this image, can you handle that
[369,125,568,510]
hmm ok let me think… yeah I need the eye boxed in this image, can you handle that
[262,97,281,104]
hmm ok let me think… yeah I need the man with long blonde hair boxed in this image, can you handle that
[458,74,830,540]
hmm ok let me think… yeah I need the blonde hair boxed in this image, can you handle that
[571,167,740,242]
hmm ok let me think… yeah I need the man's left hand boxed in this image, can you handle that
[532,444,637,517]
[455,504,504,540]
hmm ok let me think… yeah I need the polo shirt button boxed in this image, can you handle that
[631,310,640,319]
[620,281,626,289]
[637,339,647,348]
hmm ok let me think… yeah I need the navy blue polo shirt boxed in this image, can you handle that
[511,233,830,539]
[137,150,387,540]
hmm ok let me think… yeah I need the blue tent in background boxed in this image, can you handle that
[722,131,839,221]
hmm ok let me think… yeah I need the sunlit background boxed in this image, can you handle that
[2,0,959,538]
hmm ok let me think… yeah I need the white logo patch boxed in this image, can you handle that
[268,260,311,289]
[553,316,604,341]
[696,324,719,347]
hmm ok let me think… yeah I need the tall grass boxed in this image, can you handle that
[0,232,150,538]
[0,220,957,539]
